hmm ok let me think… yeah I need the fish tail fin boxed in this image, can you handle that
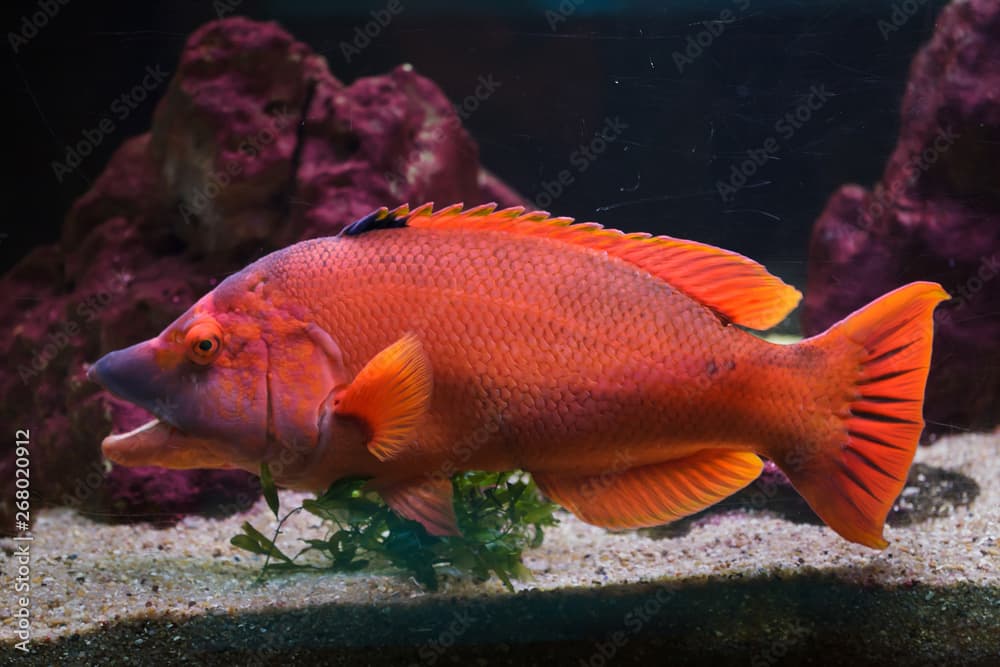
[776,281,949,548]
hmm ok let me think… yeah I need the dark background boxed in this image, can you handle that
[5,0,948,288]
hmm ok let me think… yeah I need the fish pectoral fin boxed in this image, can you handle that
[333,334,433,461]
[370,477,460,537]
[532,450,763,529]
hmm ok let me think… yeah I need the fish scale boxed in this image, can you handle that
[264,227,743,474]
[89,203,948,547]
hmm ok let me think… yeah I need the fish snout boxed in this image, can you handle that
[88,342,175,418]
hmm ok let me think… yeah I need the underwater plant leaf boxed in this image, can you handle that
[302,476,382,521]
[529,525,546,549]
[232,470,559,590]
[259,462,280,518]
[230,534,269,556]
[231,521,292,562]
[314,476,371,503]
[303,495,381,521]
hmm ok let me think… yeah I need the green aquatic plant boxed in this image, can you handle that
[231,465,559,591]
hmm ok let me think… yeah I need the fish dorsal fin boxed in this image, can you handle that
[357,202,801,330]
[333,334,433,461]
[340,207,410,236]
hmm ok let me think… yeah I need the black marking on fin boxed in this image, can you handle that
[857,394,916,405]
[848,428,907,451]
[864,314,918,350]
[862,341,915,367]
[850,408,919,426]
[341,207,409,236]
[836,459,880,501]
[855,368,920,386]
[845,445,902,482]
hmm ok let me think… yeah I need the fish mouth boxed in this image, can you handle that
[101,418,232,470]
[90,342,229,469]
[102,418,174,466]
[90,336,268,471]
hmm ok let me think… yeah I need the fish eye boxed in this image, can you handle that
[185,320,223,365]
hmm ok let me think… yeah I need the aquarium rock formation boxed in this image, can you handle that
[0,16,523,532]
[801,0,1000,436]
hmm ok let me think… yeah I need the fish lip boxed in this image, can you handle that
[100,417,174,466]
[100,418,230,469]
[97,382,186,433]
[105,413,185,439]
[145,403,184,432]
[102,417,173,445]
[88,349,186,431]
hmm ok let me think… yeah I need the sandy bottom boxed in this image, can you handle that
[2,431,997,665]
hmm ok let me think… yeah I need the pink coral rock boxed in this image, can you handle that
[802,0,1000,436]
[0,17,523,532]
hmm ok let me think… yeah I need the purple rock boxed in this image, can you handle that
[802,0,1000,436]
[0,17,524,533]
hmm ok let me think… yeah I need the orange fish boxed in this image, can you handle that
[88,203,948,548]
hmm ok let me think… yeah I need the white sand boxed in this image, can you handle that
[2,430,997,646]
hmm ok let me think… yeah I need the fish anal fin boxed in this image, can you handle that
[333,334,432,461]
[371,476,460,536]
[391,203,800,330]
[532,450,763,529]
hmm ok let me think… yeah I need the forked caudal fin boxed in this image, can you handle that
[778,282,949,548]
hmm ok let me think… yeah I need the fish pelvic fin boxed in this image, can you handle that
[532,450,763,529]
[356,202,801,330]
[334,334,433,462]
[779,281,949,549]
[370,476,460,536]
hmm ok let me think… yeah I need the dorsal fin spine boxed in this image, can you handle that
[349,202,801,329]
